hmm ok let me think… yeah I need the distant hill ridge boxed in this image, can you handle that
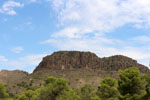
[34,51,150,73]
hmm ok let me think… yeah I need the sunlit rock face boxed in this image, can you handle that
[33,51,150,73]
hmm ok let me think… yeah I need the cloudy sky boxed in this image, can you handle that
[0,0,150,72]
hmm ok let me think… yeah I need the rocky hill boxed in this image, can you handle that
[34,51,149,73]
[0,51,149,96]
[34,51,101,72]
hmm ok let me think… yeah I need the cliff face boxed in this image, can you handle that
[34,51,150,73]
[34,51,102,71]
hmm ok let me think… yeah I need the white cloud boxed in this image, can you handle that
[49,0,150,37]
[51,26,104,38]
[0,1,24,15]
[0,54,47,73]
[19,54,46,66]
[11,47,24,54]
[52,27,79,38]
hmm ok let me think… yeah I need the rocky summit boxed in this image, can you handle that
[34,51,149,73]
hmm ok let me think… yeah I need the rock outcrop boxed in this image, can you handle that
[33,51,150,73]
[34,51,102,71]
[102,55,149,73]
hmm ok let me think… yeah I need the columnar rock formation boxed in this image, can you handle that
[34,51,150,73]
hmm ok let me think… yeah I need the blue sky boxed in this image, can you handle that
[0,0,150,73]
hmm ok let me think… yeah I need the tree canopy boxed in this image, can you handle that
[1,67,150,100]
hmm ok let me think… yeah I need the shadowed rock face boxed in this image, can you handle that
[34,51,150,73]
